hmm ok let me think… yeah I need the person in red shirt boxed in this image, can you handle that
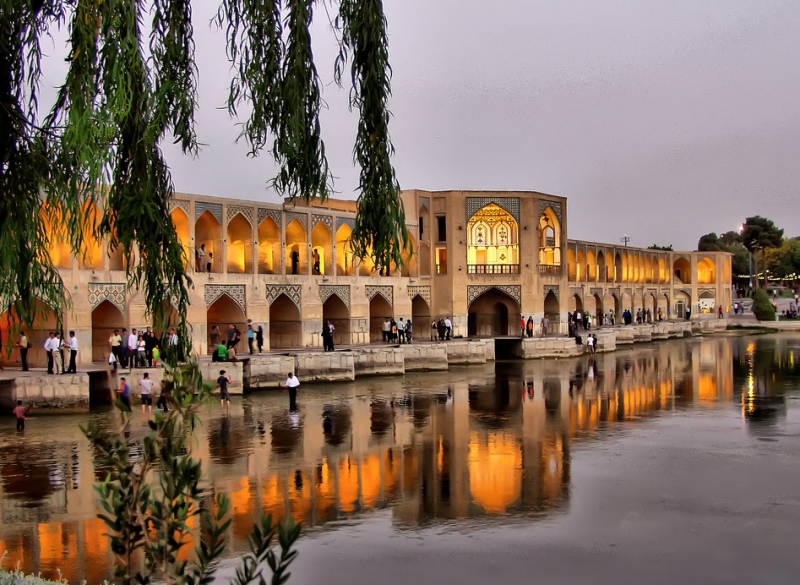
[13,400,29,431]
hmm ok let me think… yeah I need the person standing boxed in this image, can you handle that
[256,324,264,354]
[52,332,64,374]
[217,369,231,413]
[16,331,29,372]
[196,243,206,272]
[140,372,153,415]
[119,328,129,368]
[291,250,299,275]
[68,331,78,373]
[444,317,452,340]
[405,319,413,343]
[117,377,131,411]
[127,328,138,368]
[284,372,300,411]
[431,319,437,341]
[206,252,213,273]
[44,332,55,374]
[327,321,336,351]
[382,318,391,343]
[227,323,241,352]
[540,315,549,337]
[526,316,534,338]
[247,320,255,355]
[210,325,221,350]
[109,329,122,366]
[137,335,147,368]
[312,249,321,274]
[396,318,405,344]
[321,321,332,352]
[13,400,29,431]
[520,316,526,338]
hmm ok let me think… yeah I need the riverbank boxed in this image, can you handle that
[0,319,731,412]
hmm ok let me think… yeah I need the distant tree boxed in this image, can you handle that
[697,233,724,252]
[741,217,785,289]
[752,289,776,321]
[647,244,673,251]
[719,231,742,246]
[766,239,800,280]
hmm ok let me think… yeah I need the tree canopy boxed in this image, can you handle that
[1,0,407,350]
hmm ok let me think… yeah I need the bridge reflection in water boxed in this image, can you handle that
[1,335,796,583]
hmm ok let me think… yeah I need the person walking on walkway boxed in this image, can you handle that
[247,320,255,354]
[67,331,78,373]
[285,372,300,411]
[256,324,264,354]
[526,316,534,338]
[16,331,29,372]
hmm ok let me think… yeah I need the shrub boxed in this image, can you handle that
[752,289,776,321]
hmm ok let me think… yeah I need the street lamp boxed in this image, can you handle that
[738,224,755,295]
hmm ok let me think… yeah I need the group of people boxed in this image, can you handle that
[195,244,213,273]
[383,317,414,343]
[107,327,172,370]
[33,330,79,375]
[520,315,553,338]
[431,317,452,341]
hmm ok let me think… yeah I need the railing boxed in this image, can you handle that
[468,264,520,275]
[539,264,562,275]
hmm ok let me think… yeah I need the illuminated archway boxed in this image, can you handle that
[227,213,253,273]
[614,252,623,283]
[411,295,431,334]
[79,202,104,270]
[673,258,692,284]
[567,248,577,281]
[658,257,667,283]
[538,207,561,266]
[335,223,355,276]
[41,204,72,269]
[207,295,246,350]
[171,208,191,268]
[467,288,520,337]
[270,294,302,348]
[467,204,519,272]
[644,256,653,283]
[593,293,604,319]
[311,222,332,276]
[92,300,125,362]
[322,295,350,346]
[369,295,393,342]
[596,250,606,282]
[587,250,597,281]
[576,249,586,282]
[196,210,222,273]
[569,294,583,313]
[258,217,280,274]
[400,231,417,277]
[285,219,307,275]
[697,257,716,285]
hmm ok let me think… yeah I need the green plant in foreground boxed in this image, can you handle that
[751,289,776,322]
[83,361,301,585]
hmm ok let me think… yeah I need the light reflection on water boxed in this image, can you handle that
[0,335,798,582]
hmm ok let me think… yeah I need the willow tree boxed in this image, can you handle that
[1,0,407,351]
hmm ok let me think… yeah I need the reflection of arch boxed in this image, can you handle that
[538,207,561,266]
[258,217,280,274]
[697,257,716,285]
[171,208,191,268]
[369,295,393,343]
[468,288,520,337]
[323,294,350,346]
[92,300,125,362]
[411,295,431,333]
[270,294,302,348]
[227,213,253,273]
[311,222,332,276]
[468,433,521,514]
[335,223,355,276]
[286,219,307,275]
[196,210,222,273]
[207,294,246,350]
[673,257,692,284]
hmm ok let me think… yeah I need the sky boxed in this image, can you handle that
[40,0,800,249]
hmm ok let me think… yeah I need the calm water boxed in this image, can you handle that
[1,334,799,584]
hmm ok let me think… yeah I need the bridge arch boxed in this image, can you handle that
[468,288,520,337]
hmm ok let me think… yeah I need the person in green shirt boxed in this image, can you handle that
[214,343,228,362]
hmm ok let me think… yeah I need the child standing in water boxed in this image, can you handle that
[13,400,29,431]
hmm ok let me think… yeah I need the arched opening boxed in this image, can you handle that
[335,224,355,276]
[467,288,520,337]
[644,257,653,283]
[675,291,691,319]
[467,204,519,273]
[285,219,307,276]
[207,295,246,351]
[699,290,716,314]
[92,300,125,362]
[659,294,670,319]
[311,222,332,276]
[369,295,393,343]
[576,250,586,282]
[567,249,577,281]
[597,251,607,282]
[270,294,302,349]
[543,291,559,335]
[632,293,643,314]
[538,207,561,266]
[673,258,692,284]
[258,217,280,274]
[569,294,583,313]
[0,301,58,369]
[646,293,657,316]
[227,213,253,274]
[587,250,597,281]
[196,210,222,273]
[79,202,104,270]
[411,295,431,334]
[658,257,667,283]
[593,293,604,321]
[357,246,378,276]
[171,208,191,269]
[614,252,623,283]
[612,294,622,317]
[400,231,417,277]
[419,204,430,241]
[621,292,632,312]
[322,295,350,347]
[697,257,716,285]
[153,300,180,336]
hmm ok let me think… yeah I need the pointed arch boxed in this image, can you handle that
[258,216,280,274]
[538,207,561,266]
[196,210,222,273]
[285,218,307,275]
[587,250,597,281]
[0,300,59,369]
[411,295,431,335]
[311,221,332,276]
[93,300,125,362]
[543,290,560,335]
[467,288,520,337]
[593,293,604,320]
[673,258,692,284]
[570,293,583,313]
[227,213,253,273]
[270,293,302,348]
[369,294,393,342]
[170,207,191,269]
[567,248,577,281]
[207,294,247,351]
[697,257,716,285]
[576,249,586,282]
[323,294,350,347]
[335,223,355,276]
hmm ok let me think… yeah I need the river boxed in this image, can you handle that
[0,334,799,584]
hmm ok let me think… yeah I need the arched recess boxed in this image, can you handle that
[0,300,58,369]
[227,213,253,274]
[92,300,125,362]
[587,250,597,281]
[400,232,417,277]
[611,293,622,317]
[614,252,623,283]
[645,293,657,316]
[285,219,307,275]
[567,249,576,281]
[576,250,586,282]
[258,217,280,274]
[658,294,670,317]
[79,202,104,270]
[658,257,667,283]
[322,295,350,347]
[467,288,520,337]
[171,208,191,268]
[270,294,302,349]
[411,295,431,333]
[207,295,246,351]
[196,210,222,273]
[674,290,691,318]
[467,204,519,270]
[621,292,633,312]
[597,250,607,282]
[311,222,332,276]
[593,293,604,319]
[153,300,180,336]
[369,295,393,342]
[632,293,643,313]
[335,223,355,276]
[644,257,653,283]
[543,291,559,335]
[538,207,561,266]
[673,258,692,284]
[419,204,430,241]
[569,294,583,313]
[697,257,716,285]
[602,293,616,320]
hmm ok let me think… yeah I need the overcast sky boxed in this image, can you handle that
[42,0,800,249]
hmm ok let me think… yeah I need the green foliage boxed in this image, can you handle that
[740,216,784,253]
[82,362,301,585]
[647,244,673,251]
[752,289,776,321]
[766,239,800,279]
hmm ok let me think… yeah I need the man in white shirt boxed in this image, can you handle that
[396,318,405,344]
[140,372,153,415]
[285,372,300,411]
[44,332,55,374]
[68,331,78,373]
[444,317,452,340]
[127,328,138,368]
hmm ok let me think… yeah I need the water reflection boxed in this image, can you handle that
[1,335,798,582]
